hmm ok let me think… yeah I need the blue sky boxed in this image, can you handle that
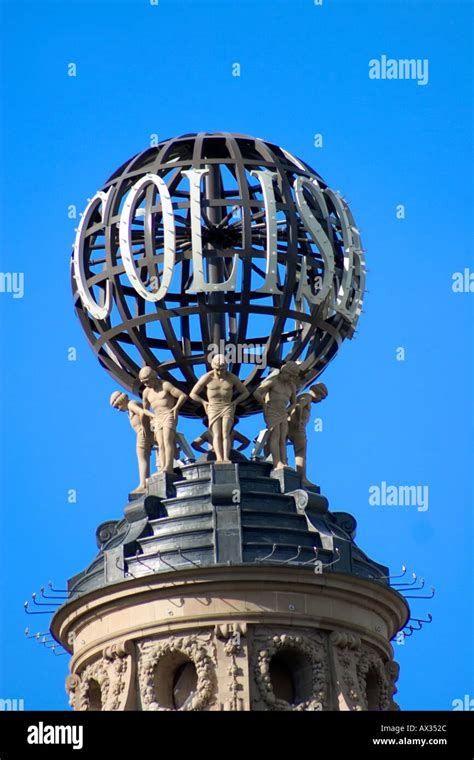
[0,0,472,710]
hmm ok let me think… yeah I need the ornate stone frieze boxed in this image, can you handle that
[138,634,216,711]
[66,639,135,711]
[252,629,328,711]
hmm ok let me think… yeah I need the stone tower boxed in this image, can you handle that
[51,460,408,711]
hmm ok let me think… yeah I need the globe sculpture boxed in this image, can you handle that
[72,132,365,416]
[52,134,410,716]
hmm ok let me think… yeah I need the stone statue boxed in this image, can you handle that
[138,366,187,474]
[253,361,301,470]
[287,383,328,487]
[190,355,250,464]
[191,428,251,455]
[110,391,154,494]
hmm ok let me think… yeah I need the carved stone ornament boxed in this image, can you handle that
[329,630,365,711]
[138,635,216,711]
[66,639,135,711]
[385,659,401,711]
[70,659,109,712]
[357,649,393,711]
[215,622,247,656]
[253,631,328,711]
[65,674,81,710]
[215,623,247,711]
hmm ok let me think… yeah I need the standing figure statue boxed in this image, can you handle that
[287,383,328,487]
[190,355,250,464]
[191,427,251,456]
[254,361,301,470]
[110,391,154,494]
[138,366,187,474]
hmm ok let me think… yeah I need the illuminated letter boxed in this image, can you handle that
[73,188,114,320]
[250,169,281,295]
[119,173,176,302]
[293,176,334,306]
[184,168,238,293]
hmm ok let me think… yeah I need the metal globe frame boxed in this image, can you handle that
[71,132,365,416]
